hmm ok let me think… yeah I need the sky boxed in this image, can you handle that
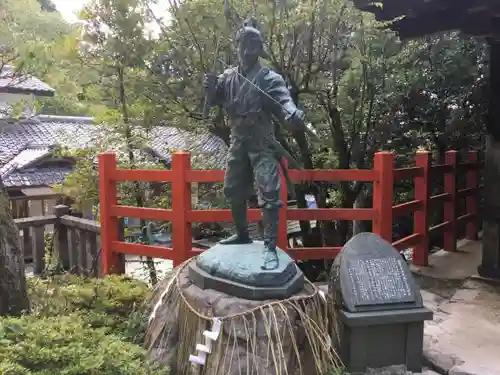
[52,0,88,23]
[52,0,169,27]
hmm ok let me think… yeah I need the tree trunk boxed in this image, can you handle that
[352,189,368,235]
[479,135,500,277]
[0,177,29,315]
[118,66,158,285]
[478,40,500,279]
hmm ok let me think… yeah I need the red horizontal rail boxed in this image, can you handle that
[458,161,482,170]
[287,208,376,221]
[457,187,479,198]
[112,168,173,182]
[392,233,422,251]
[288,169,378,182]
[111,205,173,221]
[431,164,453,174]
[112,241,173,258]
[98,150,483,275]
[457,213,476,224]
[187,209,261,222]
[186,208,376,222]
[186,170,225,182]
[430,192,451,204]
[393,167,422,181]
[188,248,205,257]
[189,247,343,260]
[392,200,422,217]
[287,247,342,260]
[429,220,451,233]
[187,169,379,183]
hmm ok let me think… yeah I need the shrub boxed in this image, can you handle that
[0,275,163,375]
[0,315,168,375]
[27,274,151,341]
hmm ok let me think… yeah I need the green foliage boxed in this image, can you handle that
[0,275,162,375]
[46,0,486,251]
[27,275,150,340]
[0,314,168,375]
[4,0,485,250]
[0,0,77,119]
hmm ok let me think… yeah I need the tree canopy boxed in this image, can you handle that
[36,0,487,241]
[0,0,489,286]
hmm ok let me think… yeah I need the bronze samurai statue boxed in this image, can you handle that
[204,19,310,270]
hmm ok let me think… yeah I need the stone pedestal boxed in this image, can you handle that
[188,241,304,300]
[146,263,334,375]
[338,308,432,373]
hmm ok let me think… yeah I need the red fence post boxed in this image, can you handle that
[98,152,122,275]
[171,152,192,266]
[278,158,289,251]
[444,150,458,252]
[373,152,394,243]
[413,151,431,266]
[466,151,479,240]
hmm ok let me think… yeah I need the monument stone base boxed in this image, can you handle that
[146,262,337,375]
[337,308,433,373]
[188,241,304,300]
[329,233,434,374]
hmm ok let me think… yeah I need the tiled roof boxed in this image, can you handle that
[0,65,55,96]
[3,166,73,188]
[149,126,228,169]
[0,115,228,188]
[0,146,51,176]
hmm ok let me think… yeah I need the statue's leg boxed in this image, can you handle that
[251,150,282,270]
[220,142,254,245]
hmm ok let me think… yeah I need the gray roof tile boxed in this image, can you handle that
[0,65,55,96]
[149,126,228,168]
[0,115,228,188]
[3,167,72,188]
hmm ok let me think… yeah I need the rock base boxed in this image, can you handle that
[145,260,337,375]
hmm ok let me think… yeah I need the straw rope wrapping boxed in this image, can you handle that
[145,260,343,375]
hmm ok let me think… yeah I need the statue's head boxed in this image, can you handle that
[236,17,263,69]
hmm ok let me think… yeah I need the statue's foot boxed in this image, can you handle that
[261,248,279,270]
[219,234,253,245]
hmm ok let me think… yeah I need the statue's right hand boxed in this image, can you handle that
[204,73,217,90]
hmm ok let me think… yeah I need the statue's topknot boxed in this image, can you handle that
[243,16,258,29]
[236,16,263,46]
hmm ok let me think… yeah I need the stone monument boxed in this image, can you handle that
[329,232,433,373]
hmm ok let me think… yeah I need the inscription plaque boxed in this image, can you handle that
[335,232,422,313]
[347,257,414,307]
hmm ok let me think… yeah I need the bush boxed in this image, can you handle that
[0,275,164,375]
[27,274,150,342]
[0,315,167,375]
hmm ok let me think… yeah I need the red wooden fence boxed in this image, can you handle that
[98,150,481,275]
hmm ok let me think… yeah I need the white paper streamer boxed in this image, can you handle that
[188,318,222,366]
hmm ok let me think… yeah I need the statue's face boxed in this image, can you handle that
[237,32,261,68]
